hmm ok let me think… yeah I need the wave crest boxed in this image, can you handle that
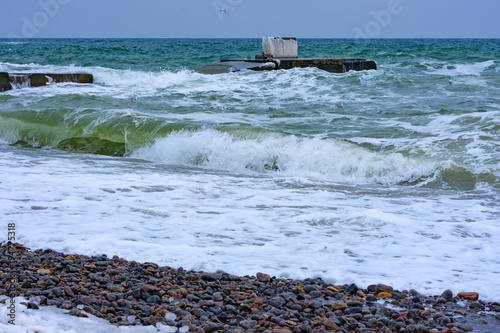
[132,129,427,185]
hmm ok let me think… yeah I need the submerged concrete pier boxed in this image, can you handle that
[193,37,377,74]
[220,58,376,73]
[0,72,10,92]
[0,72,93,91]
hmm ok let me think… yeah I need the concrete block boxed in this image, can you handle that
[0,72,10,92]
[29,73,93,87]
[191,64,238,74]
[9,74,30,88]
[342,59,377,72]
[262,37,298,58]
[1,73,93,91]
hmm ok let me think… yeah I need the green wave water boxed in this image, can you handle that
[0,38,499,189]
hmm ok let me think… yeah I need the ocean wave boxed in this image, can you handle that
[0,41,27,45]
[427,60,495,76]
[0,61,197,93]
[2,105,497,188]
[0,107,179,154]
[0,61,85,73]
[132,129,430,185]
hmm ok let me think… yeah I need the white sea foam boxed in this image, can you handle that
[131,129,427,184]
[375,111,500,176]
[428,60,495,76]
[0,297,178,333]
[92,67,195,89]
[1,145,499,302]
[0,61,354,106]
[0,61,86,74]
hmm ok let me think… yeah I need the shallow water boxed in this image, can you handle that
[1,38,499,301]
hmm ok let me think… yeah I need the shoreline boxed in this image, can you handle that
[1,243,499,332]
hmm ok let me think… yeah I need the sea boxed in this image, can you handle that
[0,38,499,330]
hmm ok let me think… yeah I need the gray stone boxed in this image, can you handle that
[415,325,428,333]
[440,289,454,302]
[375,284,394,295]
[345,306,362,315]
[63,286,75,298]
[212,292,223,301]
[345,283,358,294]
[469,302,485,310]
[256,272,271,282]
[27,302,39,309]
[330,302,347,311]
[203,322,224,332]
[50,287,62,297]
[347,300,363,307]
[457,324,474,332]
[302,284,317,293]
[201,273,220,282]
[146,295,161,304]
[269,296,286,308]
[309,290,322,298]
[239,320,256,330]
[68,308,81,317]
[47,299,62,306]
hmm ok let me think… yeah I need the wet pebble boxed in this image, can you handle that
[2,242,500,333]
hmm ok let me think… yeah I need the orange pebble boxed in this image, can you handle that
[457,292,479,301]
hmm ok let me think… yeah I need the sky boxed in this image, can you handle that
[1,0,500,39]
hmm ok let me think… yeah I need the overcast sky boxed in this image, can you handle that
[2,0,500,39]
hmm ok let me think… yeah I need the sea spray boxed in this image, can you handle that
[132,129,429,185]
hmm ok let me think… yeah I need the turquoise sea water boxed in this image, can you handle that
[1,39,499,300]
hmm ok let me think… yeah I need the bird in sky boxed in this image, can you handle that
[220,9,227,13]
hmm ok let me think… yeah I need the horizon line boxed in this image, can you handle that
[2,37,500,40]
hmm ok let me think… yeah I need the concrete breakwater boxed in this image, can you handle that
[193,57,377,75]
[222,58,377,73]
[0,72,10,92]
[192,37,377,74]
[0,72,93,92]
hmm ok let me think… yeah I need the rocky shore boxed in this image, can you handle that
[1,243,499,332]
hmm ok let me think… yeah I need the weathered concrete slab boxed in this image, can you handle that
[276,58,377,73]
[262,37,298,58]
[9,74,30,88]
[342,59,377,72]
[0,73,93,91]
[190,64,238,74]
[220,58,376,73]
[28,73,93,87]
[191,61,277,74]
[0,72,10,92]
[220,60,277,71]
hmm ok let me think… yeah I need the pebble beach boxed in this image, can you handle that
[2,243,499,333]
[1,38,500,333]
